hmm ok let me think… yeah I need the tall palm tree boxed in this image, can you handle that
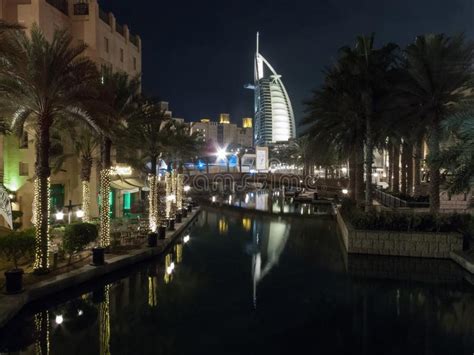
[118,97,169,231]
[338,34,399,211]
[304,64,365,204]
[0,26,99,272]
[95,67,140,247]
[403,34,474,212]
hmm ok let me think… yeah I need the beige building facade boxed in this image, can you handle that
[0,0,143,229]
[190,115,253,149]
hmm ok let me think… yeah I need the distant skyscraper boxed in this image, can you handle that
[242,117,253,128]
[247,33,296,146]
[219,113,231,124]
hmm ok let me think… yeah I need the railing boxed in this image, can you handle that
[46,0,69,15]
[99,8,109,24]
[116,22,124,36]
[374,189,430,209]
[130,34,139,48]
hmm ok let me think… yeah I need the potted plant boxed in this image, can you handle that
[0,230,35,294]
[158,224,167,240]
[148,232,158,247]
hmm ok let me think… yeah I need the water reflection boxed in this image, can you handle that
[0,210,473,354]
[251,218,291,308]
[219,190,334,215]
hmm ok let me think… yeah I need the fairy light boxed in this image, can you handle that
[165,172,172,219]
[82,180,91,223]
[148,174,158,232]
[175,243,183,264]
[147,276,158,307]
[170,172,177,218]
[99,285,110,355]
[99,169,111,248]
[34,310,50,355]
[157,179,167,227]
[176,174,184,211]
[164,253,172,284]
[33,177,51,272]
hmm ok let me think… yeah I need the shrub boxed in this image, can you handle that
[340,200,471,233]
[63,223,98,263]
[0,231,35,269]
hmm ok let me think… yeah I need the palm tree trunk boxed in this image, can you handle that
[80,155,93,223]
[349,149,356,201]
[407,142,414,196]
[413,137,423,197]
[33,119,51,273]
[364,114,373,212]
[393,141,400,193]
[355,138,365,207]
[149,156,158,231]
[428,120,441,213]
[388,142,393,191]
[401,141,409,195]
[99,136,112,248]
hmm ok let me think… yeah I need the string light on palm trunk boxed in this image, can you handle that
[33,177,51,272]
[82,180,91,222]
[99,169,111,248]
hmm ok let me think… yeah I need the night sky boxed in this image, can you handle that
[100,0,473,131]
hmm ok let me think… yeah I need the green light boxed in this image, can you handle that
[123,192,131,210]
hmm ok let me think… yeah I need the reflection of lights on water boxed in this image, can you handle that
[242,218,251,231]
[55,315,64,325]
[78,309,83,316]
[166,262,175,274]
[183,235,190,243]
[342,189,349,195]
[228,195,232,204]
[218,218,228,235]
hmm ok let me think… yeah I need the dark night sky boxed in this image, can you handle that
[100,0,473,131]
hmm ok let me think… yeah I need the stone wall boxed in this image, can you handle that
[336,211,463,259]
[440,191,473,214]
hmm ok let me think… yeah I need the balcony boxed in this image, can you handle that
[46,0,69,16]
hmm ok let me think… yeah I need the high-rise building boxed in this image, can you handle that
[247,33,296,146]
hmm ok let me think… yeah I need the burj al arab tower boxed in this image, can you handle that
[246,33,296,146]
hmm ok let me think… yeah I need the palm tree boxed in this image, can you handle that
[94,67,140,247]
[403,34,474,212]
[161,120,204,172]
[338,34,399,211]
[304,64,365,204]
[0,26,99,272]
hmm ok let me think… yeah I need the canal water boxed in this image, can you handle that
[1,208,473,355]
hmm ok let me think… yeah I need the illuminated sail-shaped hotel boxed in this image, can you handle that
[250,33,296,146]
